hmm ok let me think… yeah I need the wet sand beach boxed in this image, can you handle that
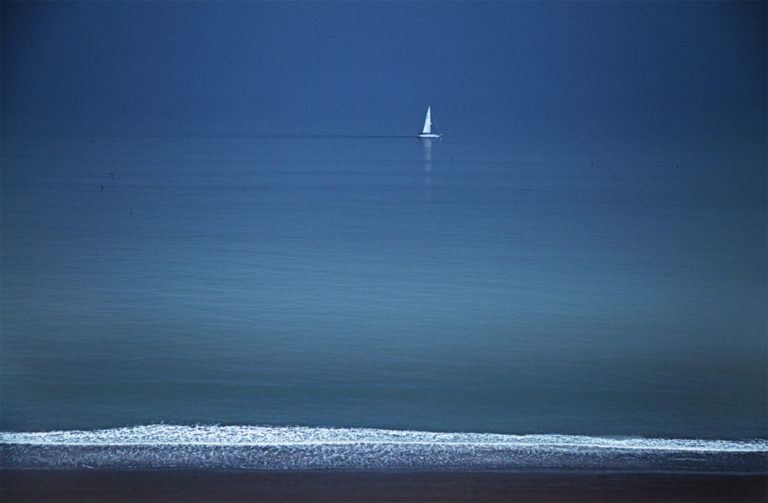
[2,470,766,503]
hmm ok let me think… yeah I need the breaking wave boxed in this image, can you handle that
[2,425,766,472]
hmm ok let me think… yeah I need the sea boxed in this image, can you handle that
[1,134,766,472]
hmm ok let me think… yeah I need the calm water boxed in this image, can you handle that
[1,135,765,441]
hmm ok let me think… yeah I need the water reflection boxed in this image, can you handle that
[422,138,433,186]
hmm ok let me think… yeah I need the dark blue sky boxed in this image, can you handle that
[2,1,765,144]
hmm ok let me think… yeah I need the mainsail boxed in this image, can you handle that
[422,107,433,134]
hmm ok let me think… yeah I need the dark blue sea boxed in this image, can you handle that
[1,135,765,471]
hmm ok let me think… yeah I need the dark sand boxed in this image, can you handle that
[1,470,766,502]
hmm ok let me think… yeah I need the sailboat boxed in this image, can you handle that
[418,106,440,138]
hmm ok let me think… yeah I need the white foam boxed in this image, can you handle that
[2,424,766,452]
[2,425,766,471]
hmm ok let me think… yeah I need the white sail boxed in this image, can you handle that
[418,106,440,138]
[422,107,432,134]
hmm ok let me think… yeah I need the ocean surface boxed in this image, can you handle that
[1,135,765,471]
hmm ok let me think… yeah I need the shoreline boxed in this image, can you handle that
[2,469,766,502]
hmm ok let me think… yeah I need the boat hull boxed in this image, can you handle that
[418,133,440,138]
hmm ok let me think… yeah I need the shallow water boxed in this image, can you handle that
[1,135,765,440]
